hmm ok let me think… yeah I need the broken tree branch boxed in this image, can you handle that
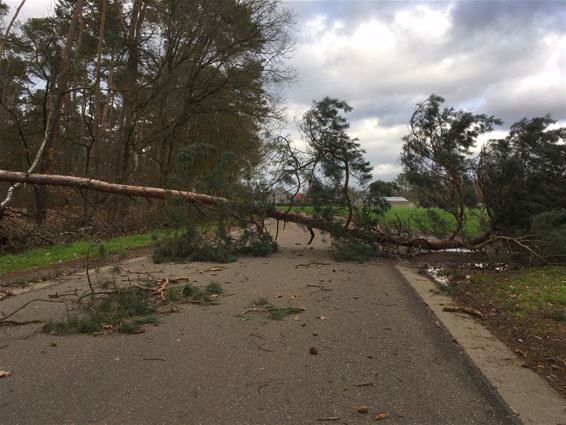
[0,170,527,253]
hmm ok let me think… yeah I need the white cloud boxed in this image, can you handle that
[393,5,452,40]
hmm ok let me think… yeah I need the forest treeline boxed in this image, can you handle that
[0,0,293,222]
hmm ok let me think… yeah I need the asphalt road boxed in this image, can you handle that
[0,224,517,424]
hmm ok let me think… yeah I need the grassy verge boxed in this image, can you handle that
[451,266,566,395]
[276,205,486,237]
[464,266,566,324]
[0,231,164,276]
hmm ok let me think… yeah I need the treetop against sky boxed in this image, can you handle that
[4,0,565,180]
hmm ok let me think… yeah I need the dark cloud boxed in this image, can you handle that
[451,0,565,36]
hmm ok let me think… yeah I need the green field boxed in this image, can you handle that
[277,205,486,237]
[0,232,162,276]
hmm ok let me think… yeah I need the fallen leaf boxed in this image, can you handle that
[375,411,389,421]
[309,346,318,355]
[318,316,327,320]
[357,406,369,414]
[0,370,12,378]
[293,316,302,321]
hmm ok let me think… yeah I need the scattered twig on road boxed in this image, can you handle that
[296,262,331,268]
[316,417,340,422]
[257,380,272,393]
[0,299,68,323]
[142,357,166,362]
[0,319,44,327]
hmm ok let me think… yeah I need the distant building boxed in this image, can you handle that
[384,196,413,208]
[268,188,307,205]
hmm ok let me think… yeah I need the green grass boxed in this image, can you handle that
[0,231,165,276]
[277,205,486,237]
[468,266,566,322]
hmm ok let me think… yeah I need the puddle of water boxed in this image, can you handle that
[425,266,450,287]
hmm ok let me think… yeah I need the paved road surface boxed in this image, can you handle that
[0,224,517,424]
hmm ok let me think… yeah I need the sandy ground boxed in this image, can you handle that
[0,224,517,425]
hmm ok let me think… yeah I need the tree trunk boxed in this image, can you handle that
[35,0,85,223]
[0,169,490,251]
[91,0,108,177]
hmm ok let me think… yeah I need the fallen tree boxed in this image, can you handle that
[1,95,562,263]
[0,169,493,252]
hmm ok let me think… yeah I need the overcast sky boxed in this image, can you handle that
[283,0,566,180]
[4,0,566,180]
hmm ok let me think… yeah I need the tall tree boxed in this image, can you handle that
[478,116,566,234]
[400,94,500,238]
[300,97,372,228]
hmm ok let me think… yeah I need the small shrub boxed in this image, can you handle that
[330,237,378,262]
[206,281,224,294]
[532,210,566,263]
[152,226,236,264]
[236,231,278,257]
[179,283,198,298]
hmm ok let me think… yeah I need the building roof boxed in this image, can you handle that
[384,196,410,202]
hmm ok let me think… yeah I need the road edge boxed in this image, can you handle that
[395,264,566,425]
